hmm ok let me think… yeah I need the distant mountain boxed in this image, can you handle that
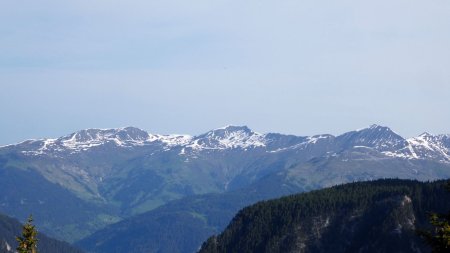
[199,179,450,253]
[336,124,407,152]
[5,125,449,161]
[0,213,84,253]
[0,124,449,245]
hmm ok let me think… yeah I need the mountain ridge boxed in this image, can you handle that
[3,124,450,162]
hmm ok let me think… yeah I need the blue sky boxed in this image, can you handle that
[1,0,450,144]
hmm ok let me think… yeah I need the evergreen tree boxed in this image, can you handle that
[418,181,450,253]
[16,215,38,253]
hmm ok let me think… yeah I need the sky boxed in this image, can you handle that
[1,0,450,145]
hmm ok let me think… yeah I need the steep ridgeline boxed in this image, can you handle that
[1,124,450,243]
[0,213,84,253]
[199,179,450,253]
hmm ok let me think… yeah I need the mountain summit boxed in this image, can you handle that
[336,124,407,152]
[191,125,266,150]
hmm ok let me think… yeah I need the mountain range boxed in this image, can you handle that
[0,124,449,252]
[6,125,450,162]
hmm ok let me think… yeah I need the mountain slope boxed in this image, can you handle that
[76,153,450,253]
[0,164,118,241]
[76,177,305,253]
[199,179,450,253]
[0,213,84,253]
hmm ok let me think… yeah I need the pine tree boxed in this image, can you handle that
[16,215,38,253]
[418,181,450,253]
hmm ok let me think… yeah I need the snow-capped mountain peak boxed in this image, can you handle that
[30,127,153,154]
[418,132,433,138]
[405,134,450,161]
[337,124,407,151]
[207,125,253,136]
[381,132,450,162]
[61,127,149,144]
[148,134,193,147]
[187,125,267,150]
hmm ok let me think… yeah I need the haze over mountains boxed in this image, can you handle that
[0,124,449,252]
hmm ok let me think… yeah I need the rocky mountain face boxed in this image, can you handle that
[0,125,449,246]
[199,179,450,253]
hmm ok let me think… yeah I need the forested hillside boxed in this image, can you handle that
[199,179,450,253]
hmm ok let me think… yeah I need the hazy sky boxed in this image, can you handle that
[1,0,450,145]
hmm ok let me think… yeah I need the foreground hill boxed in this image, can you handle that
[0,213,83,253]
[199,179,450,253]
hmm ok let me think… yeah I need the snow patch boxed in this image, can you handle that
[307,135,330,144]
[5,241,11,252]
[382,134,450,162]
[186,126,267,150]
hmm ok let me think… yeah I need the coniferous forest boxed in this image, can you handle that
[199,179,450,253]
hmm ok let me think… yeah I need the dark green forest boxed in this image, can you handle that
[200,179,450,253]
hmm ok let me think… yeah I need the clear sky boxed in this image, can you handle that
[1,0,450,145]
